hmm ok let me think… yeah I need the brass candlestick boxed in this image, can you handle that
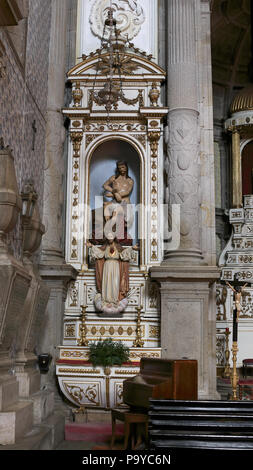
[78,305,89,346]
[231,341,239,400]
[133,306,144,348]
[223,328,231,378]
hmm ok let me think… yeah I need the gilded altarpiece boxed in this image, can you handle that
[56,49,168,409]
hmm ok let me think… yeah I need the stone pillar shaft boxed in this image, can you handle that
[165,0,203,264]
[151,0,220,401]
[39,0,77,398]
[232,129,242,208]
[41,0,68,263]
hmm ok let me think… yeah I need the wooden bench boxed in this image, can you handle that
[111,408,148,450]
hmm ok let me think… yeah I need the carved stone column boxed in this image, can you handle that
[150,0,220,399]
[164,0,204,265]
[41,0,68,264]
[39,0,78,397]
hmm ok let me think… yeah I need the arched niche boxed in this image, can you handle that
[242,140,253,196]
[89,139,141,244]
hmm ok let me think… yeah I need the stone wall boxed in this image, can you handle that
[0,0,52,258]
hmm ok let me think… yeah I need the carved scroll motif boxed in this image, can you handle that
[64,383,100,406]
[90,0,145,40]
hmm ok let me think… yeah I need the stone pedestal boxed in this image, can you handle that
[0,373,34,446]
[39,264,77,395]
[150,265,220,399]
[0,249,31,371]
[15,259,50,396]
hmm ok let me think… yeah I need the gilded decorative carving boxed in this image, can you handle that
[118,327,124,336]
[85,122,146,132]
[78,305,89,346]
[150,120,159,128]
[71,249,77,259]
[72,81,83,107]
[64,383,100,406]
[114,370,139,375]
[149,83,160,107]
[70,132,83,158]
[130,351,160,359]
[133,306,144,347]
[59,368,99,374]
[72,237,77,246]
[65,324,76,337]
[131,134,146,148]
[149,325,159,338]
[86,134,102,148]
[72,121,81,128]
[82,324,138,338]
[89,87,143,110]
[148,131,160,158]
[61,350,89,359]
[97,55,139,75]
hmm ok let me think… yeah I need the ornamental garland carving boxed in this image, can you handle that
[84,122,146,132]
[89,0,145,40]
[64,383,100,406]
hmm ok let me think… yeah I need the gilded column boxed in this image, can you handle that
[164,0,204,265]
[231,129,242,208]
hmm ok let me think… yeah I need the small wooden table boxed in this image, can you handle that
[111,408,149,450]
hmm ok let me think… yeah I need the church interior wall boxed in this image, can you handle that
[0,0,52,259]
[1,0,253,447]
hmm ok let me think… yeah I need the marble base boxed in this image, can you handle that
[31,389,55,425]
[0,400,33,445]
[0,375,19,411]
[150,265,220,400]
[15,369,41,398]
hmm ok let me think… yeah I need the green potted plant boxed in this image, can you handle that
[88,337,130,369]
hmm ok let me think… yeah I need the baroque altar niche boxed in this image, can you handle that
[57,33,168,409]
[216,88,253,375]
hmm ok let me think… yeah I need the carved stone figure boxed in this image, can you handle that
[103,161,133,205]
[103,161,134,239]
[87,234,138,315]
